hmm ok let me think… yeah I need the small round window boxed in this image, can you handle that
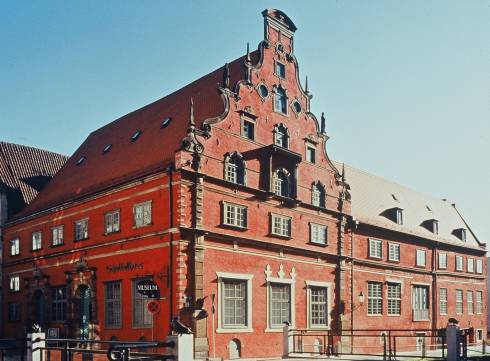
[131,130,142,142]
[102,144,112,154]
[258,84,269,98]
[161,117,172,129]
[292,100,302,113]
[76,156,86,165]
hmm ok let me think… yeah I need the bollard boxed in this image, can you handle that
[168,334,194,361]
[446,324,459,361]
[482,339,486,355]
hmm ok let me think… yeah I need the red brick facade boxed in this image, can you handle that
[2,9,486,360]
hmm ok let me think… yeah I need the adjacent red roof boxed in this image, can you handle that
[0,142,68,216]
[18,52,257,218]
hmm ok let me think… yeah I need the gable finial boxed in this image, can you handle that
[320,112,326,134]
[189,98,195,127]
[246,42,251,63]
[223,63,230,89]
[305,75,309,94]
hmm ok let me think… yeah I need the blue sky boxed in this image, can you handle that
[1,1,488,243]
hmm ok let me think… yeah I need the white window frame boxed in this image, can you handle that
[216,272,253,333]
[52,225,64,246]
[455,256,464,271]
[223,202,247,229]
[310,223,327,245]
[387,282,401,316]
[271,213,292,238]
[388,243,400,262]
[265,272,296,332]
[241,117,255,141]
[367,281,383,316]
[133,201,152,228]
[10,238,20,256]
[32,231,42,251]
[305,280,331,329]
[467,258,474,273]
[438,253,447,269]
[416,249,426,267]
[467,291,474,314]
[476,291,483,314]
[439,288,448,315]
[132,277,153,328]
[456,289,463,314]
[9,275,20,292]
[74,218,89,241]
[476,259,483,274]
[105,281,122,328]
[368,239,382,259]
[105,209,121,234]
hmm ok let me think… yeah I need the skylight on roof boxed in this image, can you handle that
[161,117,172,129]
[102,144,112,154]
[76,156,86,165]
[131,130,142,142]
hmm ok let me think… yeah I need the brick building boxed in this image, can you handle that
[2,9,485,360]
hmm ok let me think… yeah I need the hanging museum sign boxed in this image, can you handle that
[136,279,160,298]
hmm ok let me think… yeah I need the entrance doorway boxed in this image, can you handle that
[32,290,47,326]
[77,285,92,339]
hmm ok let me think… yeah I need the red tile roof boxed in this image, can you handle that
[17,52,257,218]
[0,142,68,216]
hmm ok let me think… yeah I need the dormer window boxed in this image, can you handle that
[131,130,142,142]
[274,87,287,114]
[395,208,403,225]
[102,144,112,154]
[453,228,467,242]
[422,219,439,234]
[274,124,289,148]
[224,152,246,185]
[76,156,86,165]
[273,169,290,198]
[161,117,172,129]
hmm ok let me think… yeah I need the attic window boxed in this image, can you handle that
[131,130,142,142]
[102,144,112,154]
[395,208,403,225]
[454,228,467,242]
[161,117,172,129]
[423,219,439,234]
[76,156,86,165]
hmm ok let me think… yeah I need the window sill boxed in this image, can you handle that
[104,230,121,236]
[50,243,64,248]
[31,248,43,252]
[269,233,292,240]
[308,241,328,248]
[387,314,401,317]
[221,223,248,232]
[308,326,330,330]
[367,314,383,317]
[412,319,430,322]
[265,327,287,333]
[216,327,253,334]
[9,254,21,257]
[74,238,89,242]
[387,259,400,263]
[132,223,153,230]
[368,256,382,261]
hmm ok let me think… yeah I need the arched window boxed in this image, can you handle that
[312,182,326,208]
[274,169,290,198]
[274,87,287,114]
[224,152,246,185]
[274,124,289,149]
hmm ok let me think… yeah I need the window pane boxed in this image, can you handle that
[270,284,290,326]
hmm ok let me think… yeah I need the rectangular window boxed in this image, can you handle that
[51,287,67,322]
[32,231,42,251]
[440,288,448,315]
[133,201,152,228]
[467,291,474,314]
[242,120,255,140]
[10,238,20,256]
[456,289,463,314]
[8,303,21,321]
[476,291,483,314]
[306,146,316,163]
[310,223,327,245]
[387,283,401,315]
[271,214,291,238]
[467,258,474,273]
[476,259,483,274]
[367,282,383,315]
[223,203,247,228]
[9,275,20,292]
[74,219,89,241]
[105,210,121,234]
[132,278,152,327]
[368,239,382,259]
[412,285,429,321]
[388,243,400,262]
[275,62,286,78]
[416,249,426,267]
[222,279,247,327]
[438,253,447,269]
[270,283,291,327]
[309,287,328,327]
[455,256,464,271]
[396,208,403,225]
[52,226,64,246]
[105,281,122,328]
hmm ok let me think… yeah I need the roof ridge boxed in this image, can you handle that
[0,141,68,159]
